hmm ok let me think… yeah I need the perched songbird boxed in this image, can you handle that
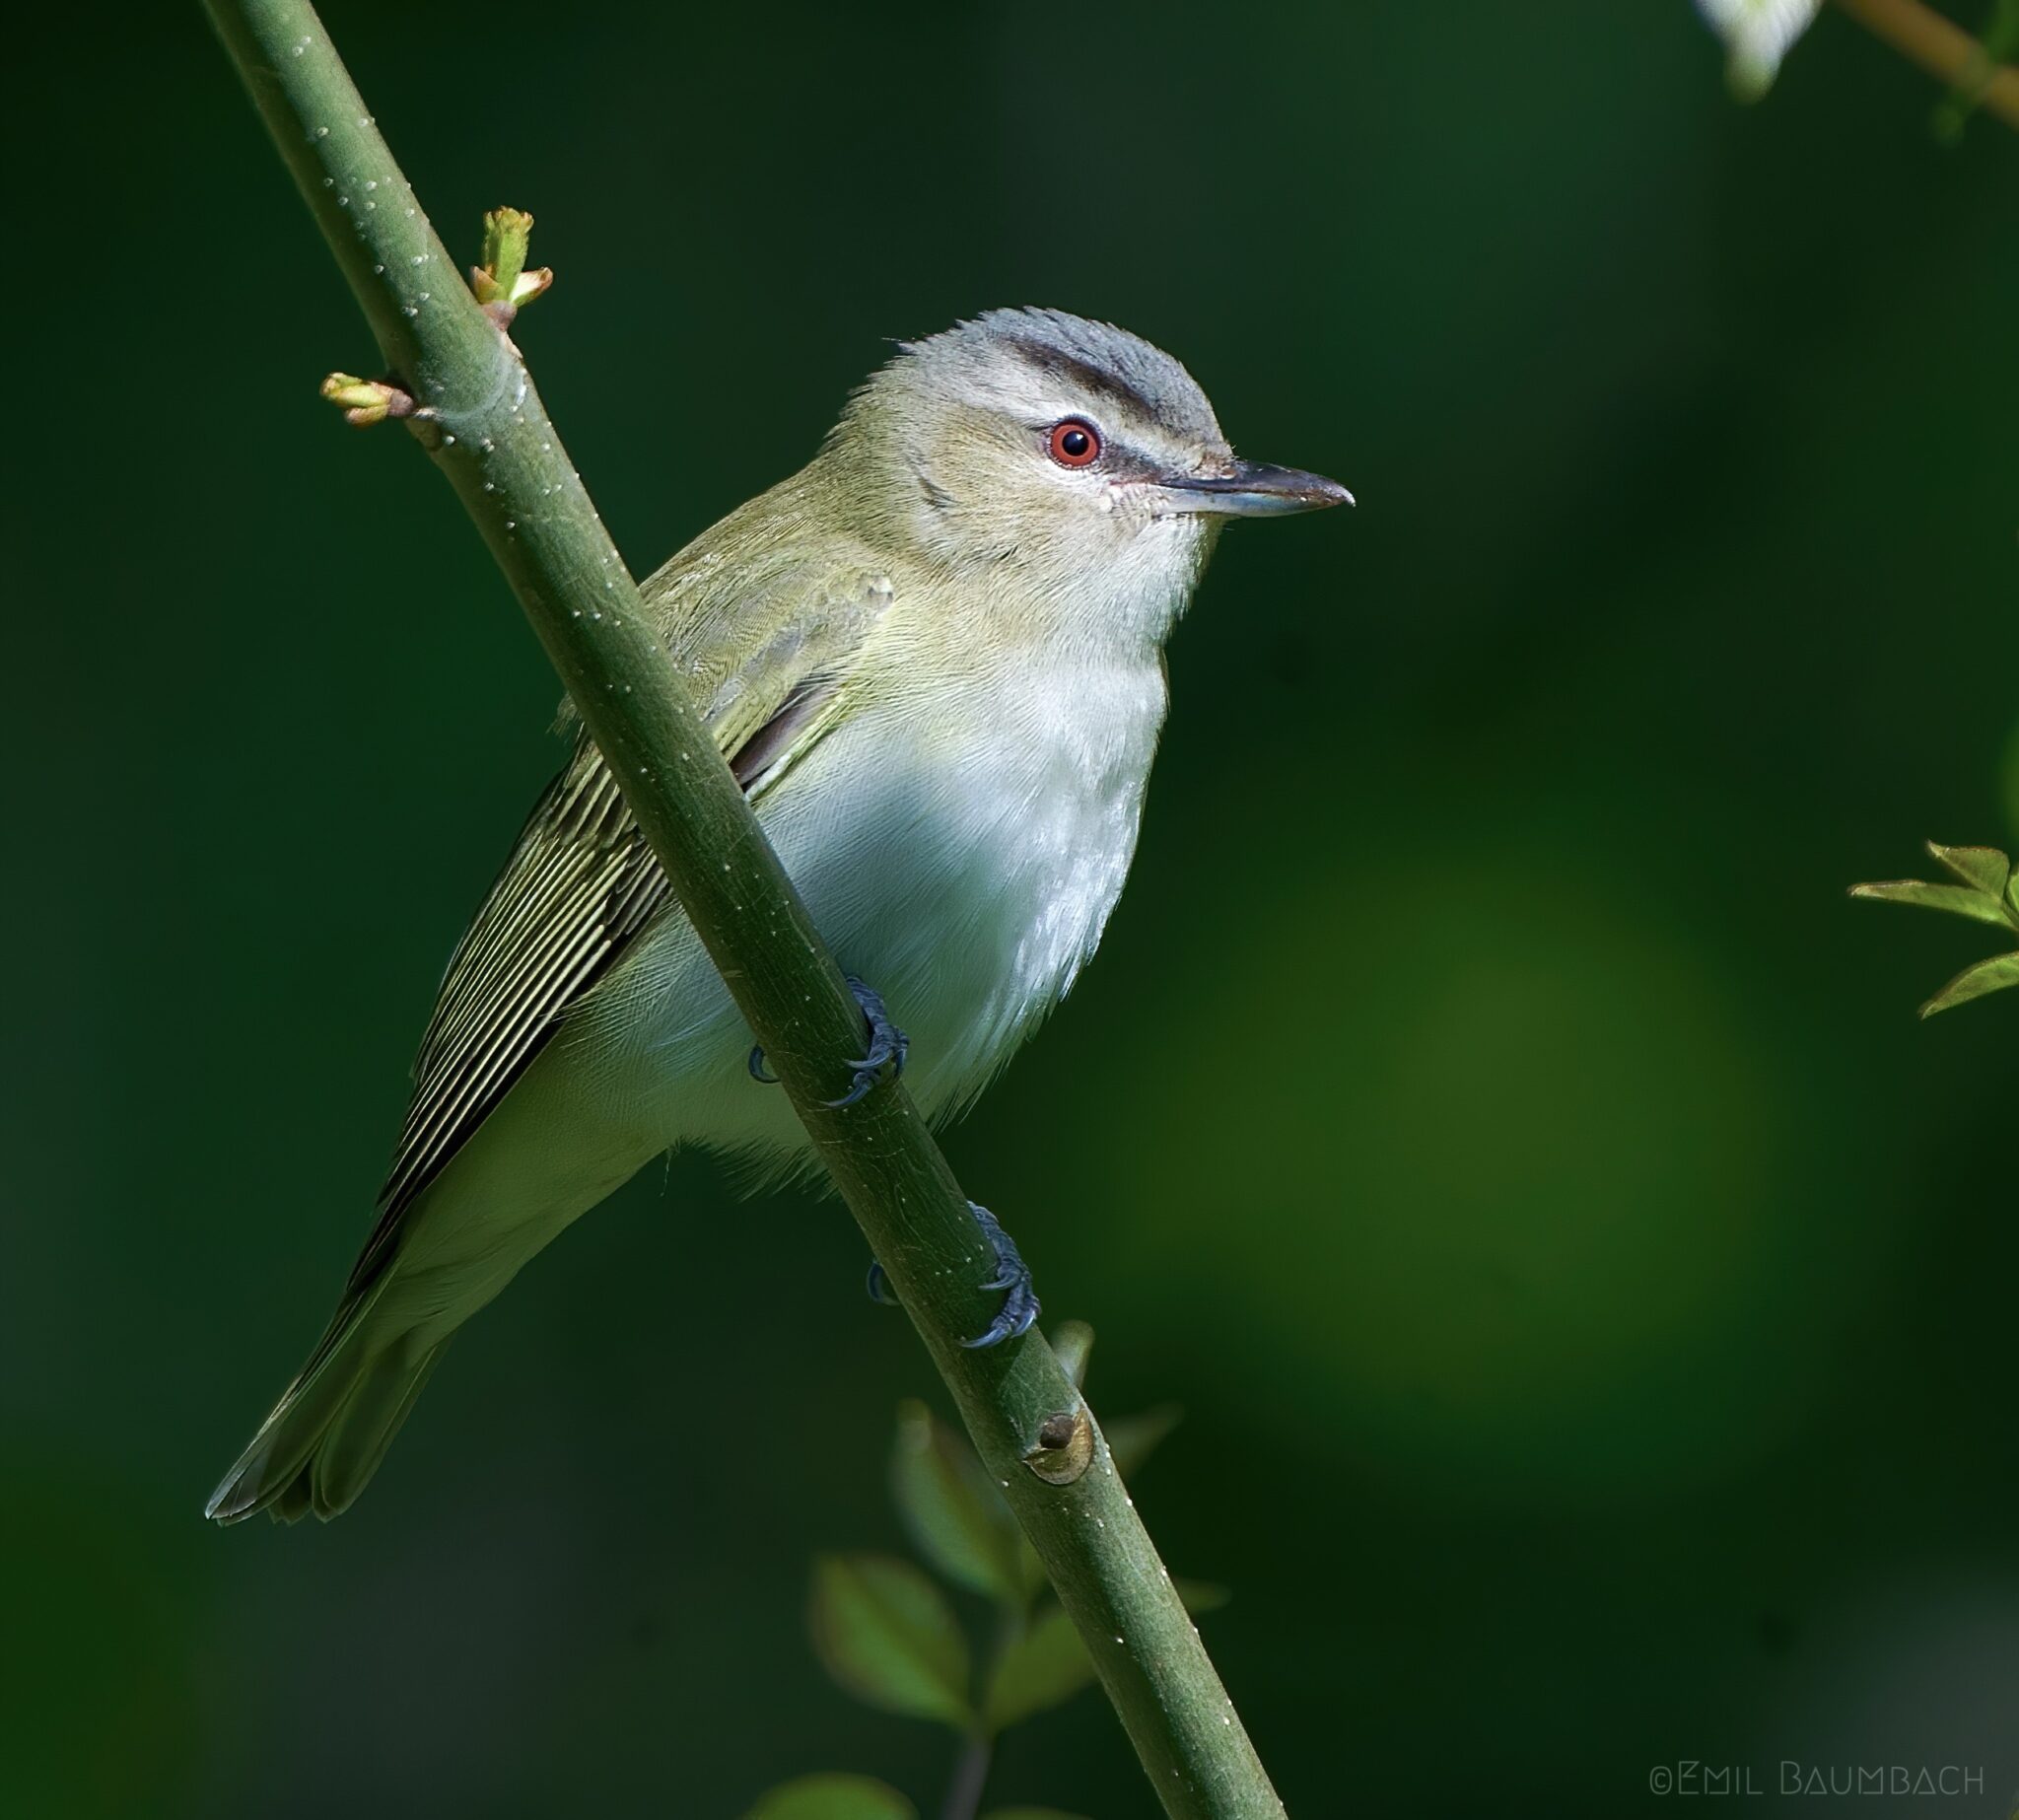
[207,308,1351,1523]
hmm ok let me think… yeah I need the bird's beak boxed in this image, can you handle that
[1156,459,1355,518]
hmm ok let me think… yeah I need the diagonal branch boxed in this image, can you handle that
[1831,0,2019,127]
[200,3,1286,1814]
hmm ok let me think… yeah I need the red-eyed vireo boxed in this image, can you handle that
[207,308,1351,1524]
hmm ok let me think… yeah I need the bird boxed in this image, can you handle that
[206,307,1351,1524]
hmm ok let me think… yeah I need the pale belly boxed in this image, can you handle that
[559,661,1168,1164]
[379,660,1165,1333]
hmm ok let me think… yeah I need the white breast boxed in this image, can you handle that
[765,654,1169,1120]
[596,647,1169,1165]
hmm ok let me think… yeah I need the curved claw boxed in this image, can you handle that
[866,1259,900,1306]
[750,975,905,1102]
[958,1203,1040,1349]
[825,1070,877,1109]
[823,975,909,1108]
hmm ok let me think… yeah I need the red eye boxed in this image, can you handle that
[1048,419,1101,467]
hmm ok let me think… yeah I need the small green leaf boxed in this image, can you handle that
[1174,1577,1231,1614]
[809,1554,973,1728]
[1848,879,2014,930]
[1920,949,2019,1017]
[744,1775,919,1820]
[1988,0,2019,66]
[1050,1320,1095,1387]
[891,1400,1020,1603]
[1103,1403,1184,1477]
[1927,842,2013,903]
[983,1605,1095,1732]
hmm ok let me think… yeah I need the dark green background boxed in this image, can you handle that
[8,3,2016,1815]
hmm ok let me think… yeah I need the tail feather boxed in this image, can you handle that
[310,1340,449,1518]
[206,1284,447,1525]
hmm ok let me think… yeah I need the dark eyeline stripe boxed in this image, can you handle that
[1000,334,1158,424]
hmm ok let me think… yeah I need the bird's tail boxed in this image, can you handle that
[205,1286,450,1525]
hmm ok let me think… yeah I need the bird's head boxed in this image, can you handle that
[827,308,1350,646]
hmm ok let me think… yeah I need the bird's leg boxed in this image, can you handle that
[866,1202,1040,1350]
[747,975,908,1107]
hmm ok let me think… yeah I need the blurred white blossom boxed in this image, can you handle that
[1696,0,1824,98]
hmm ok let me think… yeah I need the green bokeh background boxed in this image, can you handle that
[8,4,2016,1815]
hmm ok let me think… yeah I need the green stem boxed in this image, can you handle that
[199,5,1286,1815]
[940,1735,994,1820]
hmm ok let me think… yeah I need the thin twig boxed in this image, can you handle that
[198,4,1287,1815]
[1831,0,2019,126]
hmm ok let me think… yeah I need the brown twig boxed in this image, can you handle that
[1831,0,2019,127]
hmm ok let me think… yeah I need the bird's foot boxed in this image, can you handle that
[747,975,908,1105]
[827,976,908,1107]
[962,1204,1040,1348]
[865,1202,1040,1350]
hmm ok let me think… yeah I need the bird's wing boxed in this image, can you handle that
[354,546,895,1287]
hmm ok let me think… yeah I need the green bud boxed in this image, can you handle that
[318,372,413,428]
[473,207,550,316]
